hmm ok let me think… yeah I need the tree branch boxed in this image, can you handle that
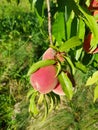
[46,0,53,45]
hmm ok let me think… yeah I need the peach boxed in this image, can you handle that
[42,47,65,62]
[89,0,98,10]
[53,83,65,95]
[83,33,98,54]
[30,65,58,94]
[42,48,56,60]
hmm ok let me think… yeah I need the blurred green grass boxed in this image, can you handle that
[0,0,98,130]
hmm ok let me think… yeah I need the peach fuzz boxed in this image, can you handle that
[53,83,65,95]
[30,65,58,94]
[42,48,56,60]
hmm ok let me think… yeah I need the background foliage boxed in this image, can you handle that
[0,0,98,130]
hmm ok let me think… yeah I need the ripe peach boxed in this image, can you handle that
[53,83,65,95]
[83,33,98,54]
[42,47,65,62]
[83,33,91,53]
[30,65,58,94]
[42,48,56,60]
[89,0,98,10]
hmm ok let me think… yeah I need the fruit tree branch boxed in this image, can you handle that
[46,0,53,45]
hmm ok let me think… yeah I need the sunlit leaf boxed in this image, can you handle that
[52,12,65,44]
[55,62,61,76]
[68,0,98,51]
[27,59,56,76]
[66,11,75,39]
[77,19,85,41]
[43,96,49,120]
[29,92,39,115]
[93,85,98,102]
[59,36,82,52]
[27,88,37,99]
[75,48,83,61]
[77,5,98,51]
[58,71,73,100]
[86,71,98,86]
[38,94,44,105]
[49,96,54,113]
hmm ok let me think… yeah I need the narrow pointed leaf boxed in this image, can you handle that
[55,62,61,76]
[77,19,85,41]
[58,71,73,100]
[75,61,87,73]
[64,56,75,75]
[49,97,54,113]
[27,89,36,99]
[86,71,98,86]
[68,0,98,50]
[35,0,44,17]
[27,59,56,76]
[52,12,65,44]
[93,85,98,102]
[38,94,44,105]
[59,36,82,52]
[29,93,39,115]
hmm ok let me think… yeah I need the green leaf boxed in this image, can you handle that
[55,62,61,76]
[27,89,36,99]
[52,12,65,44]
[66,11,75,39]
[49,96,54,113]
[77,19,85,42]
[75,48,83,61]
[75,61,87,73]
[35,0,44,17]
[27,59,56,76]
[43,96,49,120]
[59,36,82,52]
[58,71,73,100]
[64,56,75,75]
[93,85,98,102]
[29,92,39,115]
[34,0,44,25]
[38,94,44,105]
[77,5,98,50]
[68,0,98,51]
[86,71,98,86]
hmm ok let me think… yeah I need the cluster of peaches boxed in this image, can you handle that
[30,48,74,96]
[83,0,98,54]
